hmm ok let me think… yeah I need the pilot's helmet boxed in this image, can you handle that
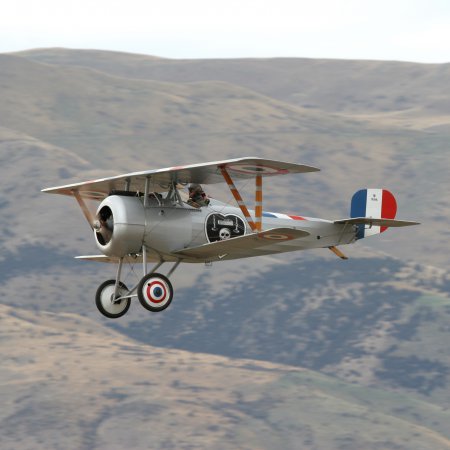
[188,183,202,193]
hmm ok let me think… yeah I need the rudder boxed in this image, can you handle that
[350,189,397,238]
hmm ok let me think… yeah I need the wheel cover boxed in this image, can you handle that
[146,280,167,303]
[100,283,129,315]
[140,275,172,310]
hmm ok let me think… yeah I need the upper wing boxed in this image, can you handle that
[173,227,310,260]
[42,157,319,200]
[334,217,420,227]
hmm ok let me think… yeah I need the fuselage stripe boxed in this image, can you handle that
[288,215,305,220]
[262,212,306,220]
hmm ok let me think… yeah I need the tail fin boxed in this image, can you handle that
[350,189,397,239]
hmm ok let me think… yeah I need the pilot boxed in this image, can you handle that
[187,183,210,207]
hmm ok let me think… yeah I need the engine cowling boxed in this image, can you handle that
[94,195,145,257]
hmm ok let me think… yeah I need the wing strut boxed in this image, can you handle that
[255,174,263,232]
[220,167,259,232]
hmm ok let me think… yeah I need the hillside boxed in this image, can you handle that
[1,303,450,450]
[17,48,450,121]
[111,253,450,408]
[0,48,449,449]
[1,50,448,266]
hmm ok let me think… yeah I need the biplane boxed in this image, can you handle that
[42,157,419,318]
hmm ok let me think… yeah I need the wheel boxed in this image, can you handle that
[95,279,131,319]
[137,273,173,312]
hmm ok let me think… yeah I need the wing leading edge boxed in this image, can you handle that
[42,157,319,200]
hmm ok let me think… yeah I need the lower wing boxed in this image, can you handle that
[174,227,309,261]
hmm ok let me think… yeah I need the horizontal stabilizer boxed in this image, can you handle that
[334,217,420,227]
[174,227,309,260]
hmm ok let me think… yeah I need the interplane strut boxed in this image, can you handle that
[220,167,258,232]
[255,174,263,232]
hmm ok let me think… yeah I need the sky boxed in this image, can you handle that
[1,0,450,62]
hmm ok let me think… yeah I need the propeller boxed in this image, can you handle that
[72,191,114,246]
[95,205,114,246]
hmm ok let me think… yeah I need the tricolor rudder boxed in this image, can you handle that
[350,189,397,239]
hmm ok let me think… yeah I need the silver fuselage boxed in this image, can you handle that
[95,195,356,262]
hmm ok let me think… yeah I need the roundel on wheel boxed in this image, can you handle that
[146,280,167,304]
[205,213,246,243]
[137,273,173,312]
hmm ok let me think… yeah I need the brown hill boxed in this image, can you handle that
[1,50,448,265]
[17,48,450,119]
[0,48,449,449]
[1,303,450,450]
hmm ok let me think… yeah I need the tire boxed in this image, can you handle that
[137,273,173,312]
[95,279,131,319]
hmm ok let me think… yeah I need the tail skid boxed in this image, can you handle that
[328,245,349,260]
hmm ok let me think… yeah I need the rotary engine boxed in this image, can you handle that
[94,195,145,257]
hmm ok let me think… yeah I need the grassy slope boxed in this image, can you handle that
[1,51,448,265]
[1,303,450,450]
[17,48,450,118]
[0,49,449,448]
[114,254,450,405]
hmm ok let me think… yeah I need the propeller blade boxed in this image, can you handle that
[73,190,96,230]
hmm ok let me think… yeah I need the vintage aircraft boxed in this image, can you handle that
[42,157,419,318]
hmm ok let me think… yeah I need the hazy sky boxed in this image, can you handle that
[1,0,450,62]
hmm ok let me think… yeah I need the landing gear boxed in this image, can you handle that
[95,279,131,319]
[95,255,180,318]
[137,273,173,312]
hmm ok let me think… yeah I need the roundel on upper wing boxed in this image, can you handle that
[205,213,246,243]
[225,164,287,175]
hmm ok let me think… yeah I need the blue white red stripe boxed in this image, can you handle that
[262,212,306,220]
[350,189,397,239]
